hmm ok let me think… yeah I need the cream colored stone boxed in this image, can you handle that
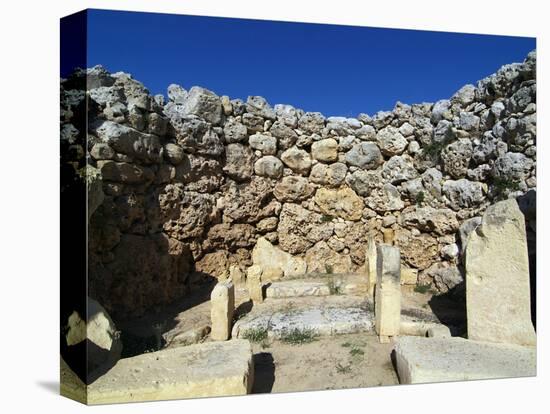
[375,244,401,338]
[210,281,235,341]
[400,267,418,285]
[229,265,245,285]
[252,237,307,276]
[247,265,264,303]
[394,336,536,384]
[314,187,364,221]
[87,340,254,404]
[366,235,377,296]
[382,228,394,244]
[262,267,284,282]
[465,199,536,346]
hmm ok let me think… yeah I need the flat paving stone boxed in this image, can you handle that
[233,304,374,339]
[394,336,536,384]
[87,339,254,404]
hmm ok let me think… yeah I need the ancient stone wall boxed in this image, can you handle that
[60,51,536,318]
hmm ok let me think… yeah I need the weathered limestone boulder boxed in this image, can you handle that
[273,176,315,202]
[246,95,276,120]
[465,199,536,346]
[314,187,363,221]
[311,138,338,162]
[269,120,298,149]
[376,126,408,156]
[210,281,235,341]
[180,86,222,124]
[400,206,459,235]
[346,170,381,196]
[223,143,254,181]
[174,154,223,193]
[441,138,473,179]
[375,245,401,340]
[169,118,224,156]
[65,298,122,381]
[309,162,347,187]
[381,155,418,184]
[298,111,325,134]
[443,179,485,210]
[424,262,463,293]
[252,237,307,277]
[86,166,104,220]
[87,340,254,404]
[281,146,312,174]
[91,120,163,163]
[394,336,535,385]
[366,183,404,212]
[249,133,277,155]
[345,142,383,169]
[222,177,279,223]
[394,229,439,270]
[254,155,283,178]
[223,119,248,143]
[167,83,188,103]
[275,104,299,127]
[164,143,184,165]
[277,203,334,254]
[492,152,534,181]
[305,241,353,274]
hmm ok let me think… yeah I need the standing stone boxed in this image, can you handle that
[210,281,235,341]
[247,265,264,303]
[465,199,536,346]
[375,244,401,342]
[366,235,377,296]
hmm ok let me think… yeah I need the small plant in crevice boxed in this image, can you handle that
[415,191,426,206]
[349,347,365,358]
[491,176,520,201]
[241,327,269,343]
[320,214,334,223]
[414,283,433,294]
[336,362,352,374]
[325,264,334,275]
[280,328,318,345]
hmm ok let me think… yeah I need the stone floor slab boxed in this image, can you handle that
[87,339,254,404]
[394,336,536,384]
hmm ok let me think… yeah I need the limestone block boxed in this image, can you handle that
[427,325,452,338]
[252,237,307,277]
[375,244,401,337]
[382,228,394,244]
[87,340,254,404]
[366,235,377,296]
[400,267,418,285]
[465,199,536,346]
[210,281,235,341]
[247,265,264,303]
[229,265,245,285]
[394,336,536,384]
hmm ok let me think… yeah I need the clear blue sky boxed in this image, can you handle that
[79,9,535,117]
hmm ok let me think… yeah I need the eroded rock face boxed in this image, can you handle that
[314,187,364,221]
[252,237,307,276]
[69,51,536,318]
[305,241,353,273]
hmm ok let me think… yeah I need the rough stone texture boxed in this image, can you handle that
[210,281,235,341]
[252,237,307,277]
[465,199,536,346]
[366,235,377,295]
[265,280,331,298]
[394,336,535,385]
[246,265,264,303]
[61,52,536,320]
[314,187,364,221]
[87,340,254,404]
[375,245,401,338]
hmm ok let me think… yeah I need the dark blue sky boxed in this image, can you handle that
[82,9,535,117]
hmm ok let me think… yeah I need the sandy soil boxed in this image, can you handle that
[251,333,398,393]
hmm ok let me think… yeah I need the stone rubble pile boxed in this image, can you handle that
[60,51,536,317]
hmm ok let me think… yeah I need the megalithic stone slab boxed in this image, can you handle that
[375,244,401,337]
[465,199,536,346]
[87,340,254,404]
[210,281,235,341]
[394,336,536,384]
[247,265,264,303]
[366,235,377,296]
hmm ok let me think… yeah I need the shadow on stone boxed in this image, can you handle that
[252,352,275,394]
[428,282,467,337]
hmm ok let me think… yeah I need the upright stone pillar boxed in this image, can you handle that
[366,235,377,296]
[465,199,536,346]
[246,265,264,303]
[375,244,401,342]
[210,281,235,341]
